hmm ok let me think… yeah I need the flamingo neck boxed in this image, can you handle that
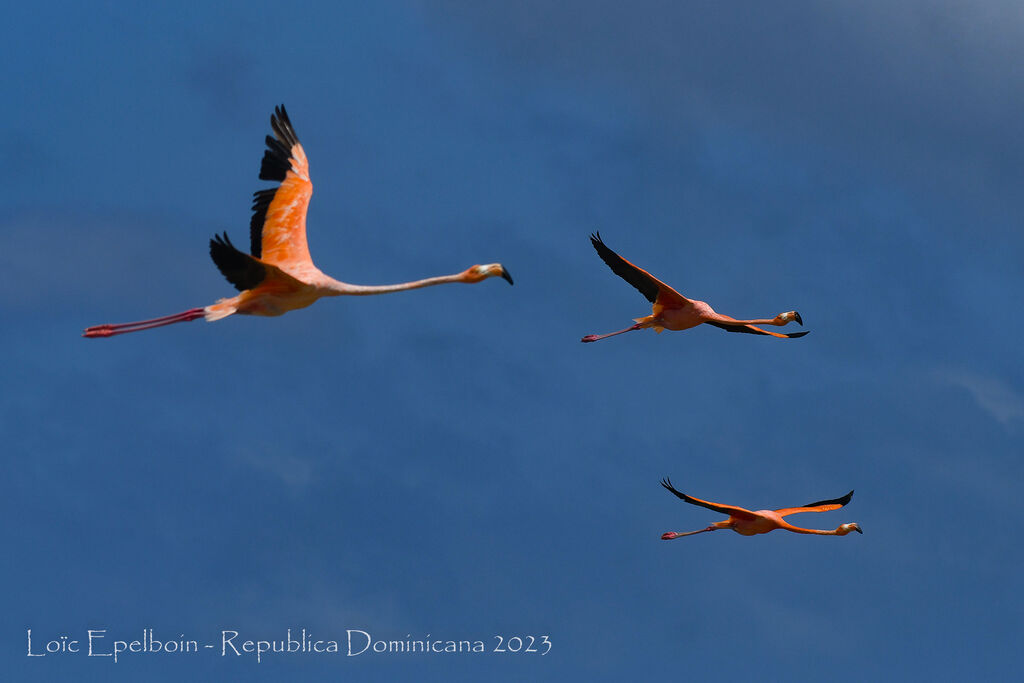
[783,525,847,535]
[322,273,465,296]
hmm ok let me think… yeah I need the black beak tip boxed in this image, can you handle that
[501,269,514,285]
[855,527,863,534]
[794,312,803,326]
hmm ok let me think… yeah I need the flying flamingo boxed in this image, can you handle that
[83,105,513,338]
[581,233,806,342]
[659,479,861,539]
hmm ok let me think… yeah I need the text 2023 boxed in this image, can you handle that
[493,635,551,655]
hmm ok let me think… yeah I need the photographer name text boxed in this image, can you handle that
[26,628,551,663]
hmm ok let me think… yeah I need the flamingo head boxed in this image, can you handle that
[776,311,803,325]
[661,532,679,540]
[465,264,514,285]
[839,523,863,535]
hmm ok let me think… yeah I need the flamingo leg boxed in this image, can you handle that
[661,526,717,540]
[581,323,644,343]
[83,308,206,338]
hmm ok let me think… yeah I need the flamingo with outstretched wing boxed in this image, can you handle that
[582,233,805,343]
[84,105,512,338]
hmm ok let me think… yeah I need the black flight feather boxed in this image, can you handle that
[249,189,276,258]
[258,105,301,182]
[210,232,267,292]
[661,478,691,502]
[704,321,810,338]
[590,232,660,304]
[659,478,744,517]
[802,490,854,509]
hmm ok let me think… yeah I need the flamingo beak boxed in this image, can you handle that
[500,267,514,285]
[794,311,803,325]
[854,525,863,534]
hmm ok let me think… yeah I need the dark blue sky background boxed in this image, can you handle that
[4,1,1022,680]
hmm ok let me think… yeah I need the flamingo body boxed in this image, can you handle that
[581,233,807,342]
[647,299,717,333]
[83,105,512,338]
[659,479,861,539]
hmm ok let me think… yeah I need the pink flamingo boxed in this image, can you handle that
[581,233,806,342]
[660,479,861,539]
[84,105,512,338]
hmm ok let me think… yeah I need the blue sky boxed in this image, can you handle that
[3,1,1022,680]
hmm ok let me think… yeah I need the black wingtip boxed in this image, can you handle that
[270,104,299,145]
[258,104,301,182]
[588,232,661,304]
[831,490,854,508]
[209,231,267,292]
[210,231,231,251]
[804,490,854,509]
[660,478,693,504]
[786,330,810,338]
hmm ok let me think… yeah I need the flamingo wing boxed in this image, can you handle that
[249,104,314,269]
[210,232,267,291]
[590,233,690,307]
[660,479,757,520]
[703,321,809,339]
[774,490,854,517]
[209,231,307,293]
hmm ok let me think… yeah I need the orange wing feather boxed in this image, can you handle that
[252,105,314,269]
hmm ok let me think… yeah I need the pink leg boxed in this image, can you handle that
[581,323,643,343]
[83,307,206,338]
